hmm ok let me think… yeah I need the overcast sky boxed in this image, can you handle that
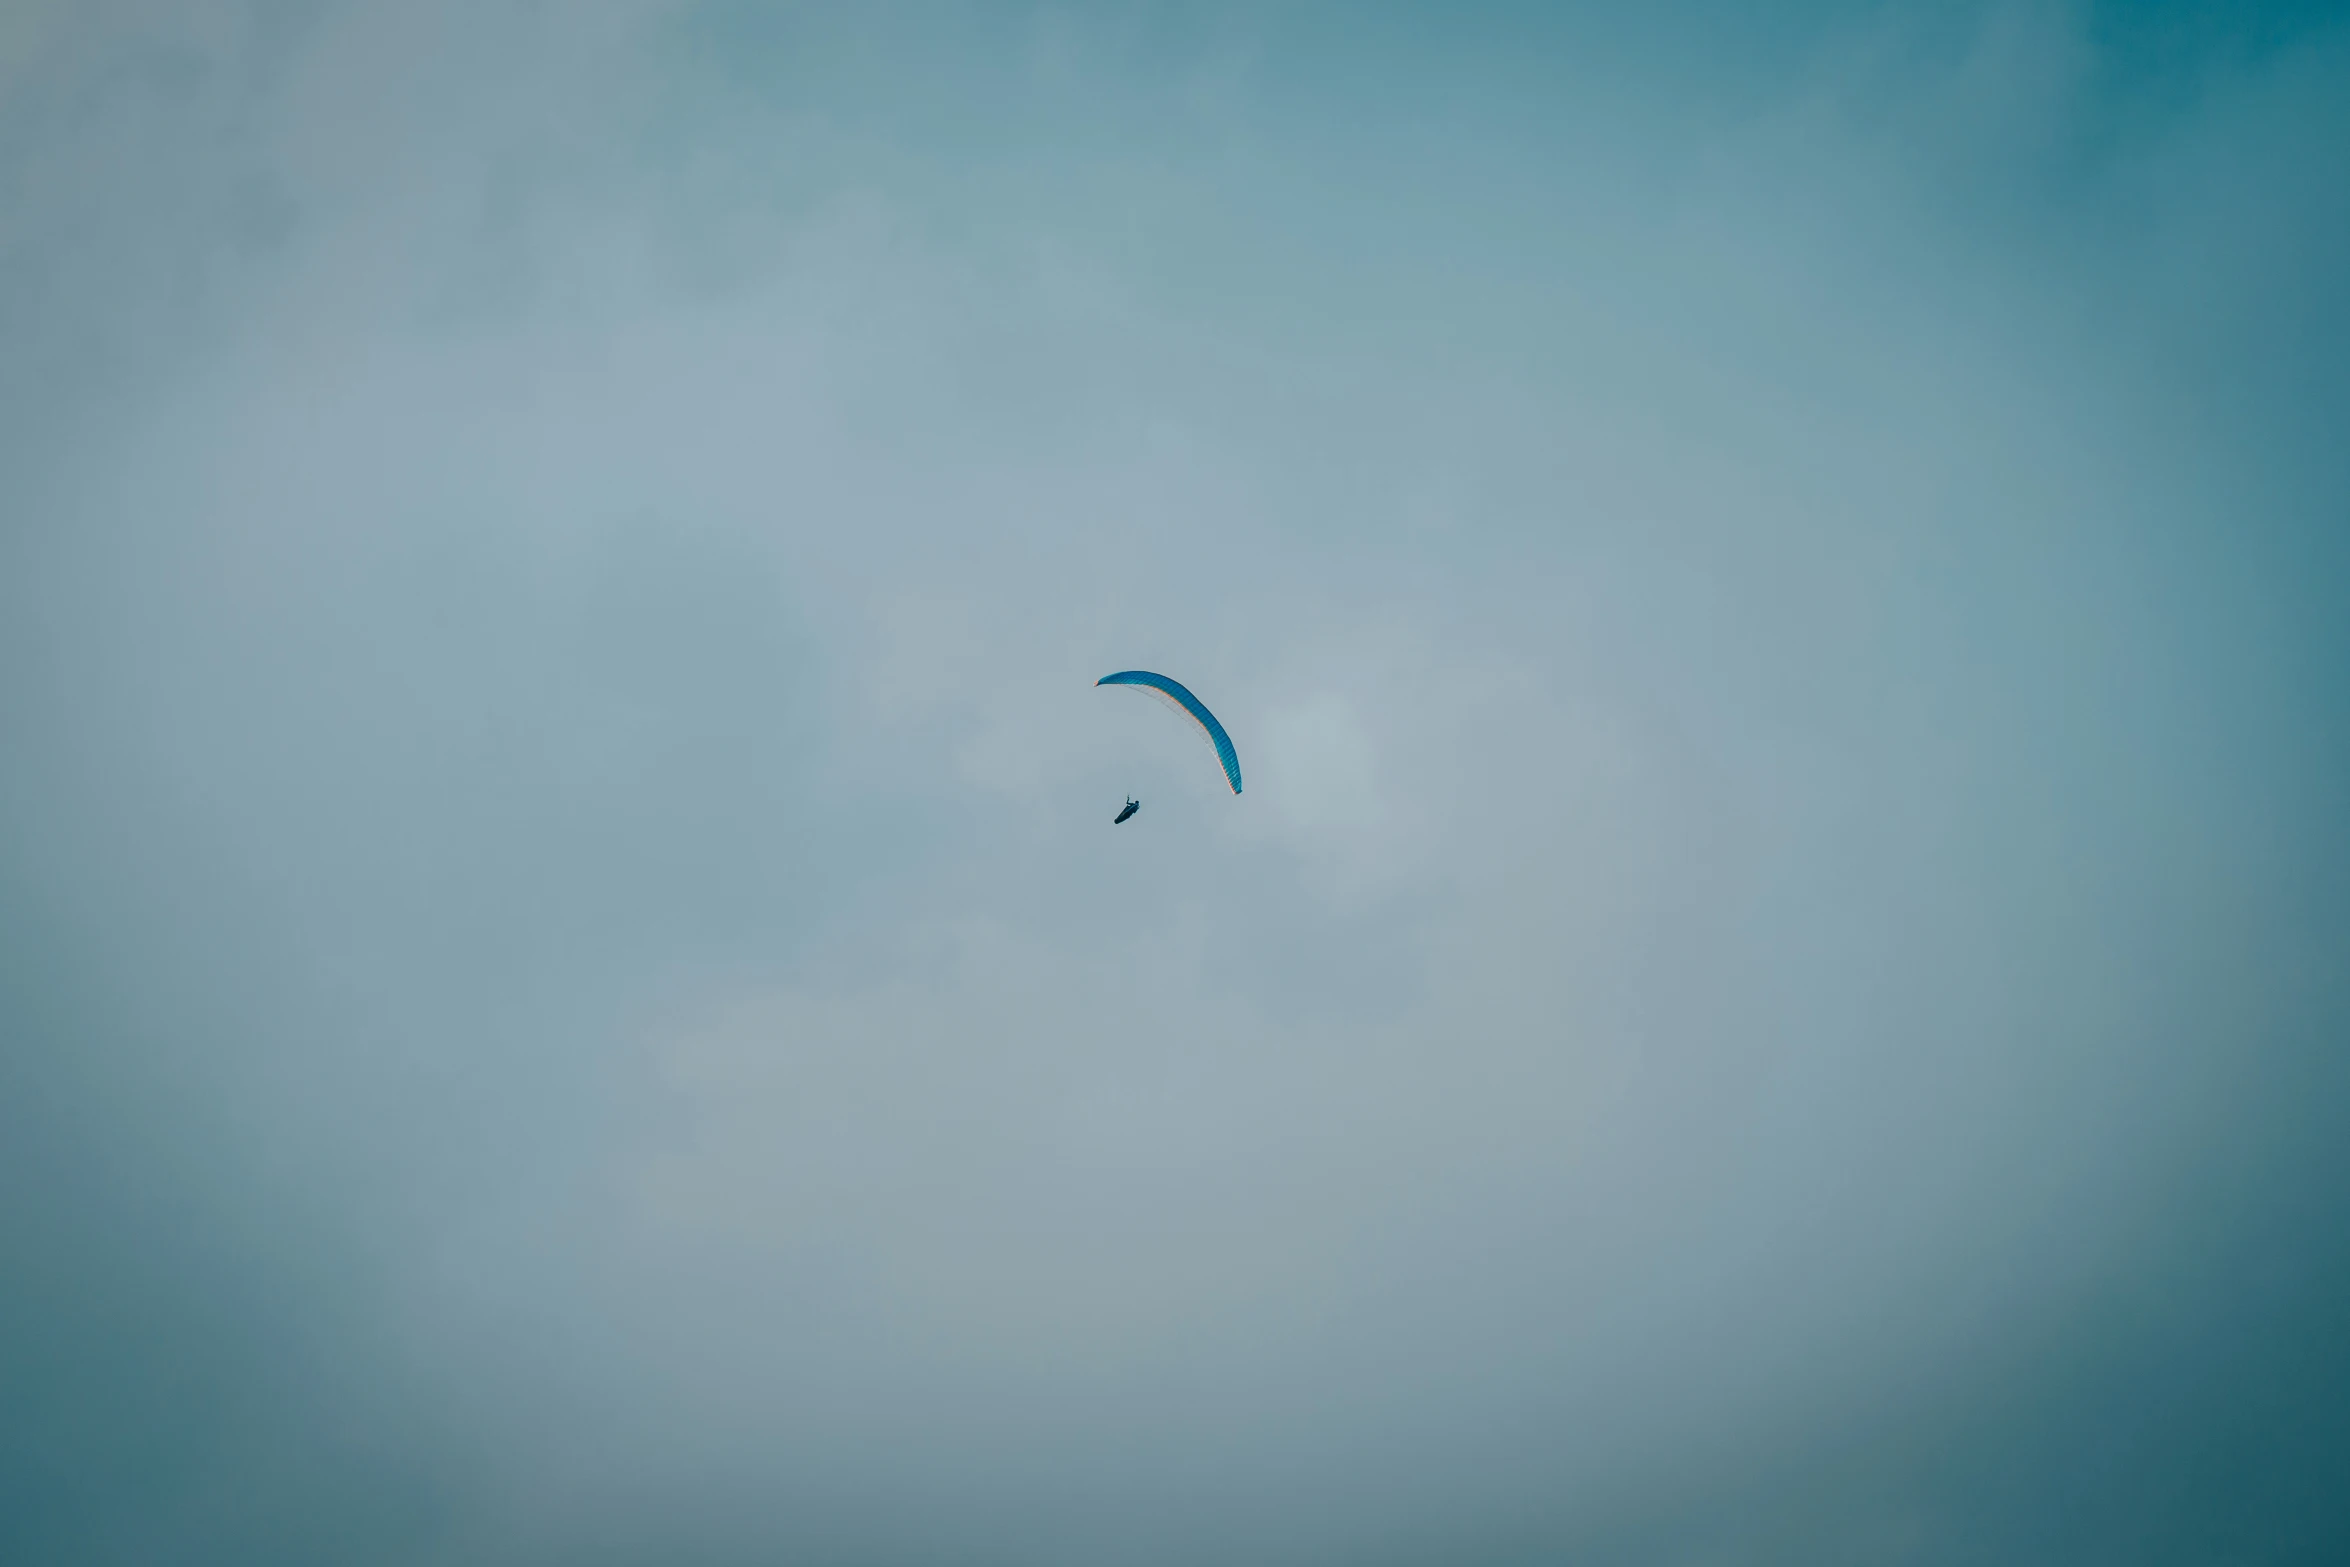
[3,3,2347,1563]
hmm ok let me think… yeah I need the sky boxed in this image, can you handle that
[2,2,2347,1562]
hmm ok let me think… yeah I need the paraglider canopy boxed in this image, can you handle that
[1097,670,1242,794]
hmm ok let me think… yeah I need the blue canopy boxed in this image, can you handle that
[1098,671,1242,794]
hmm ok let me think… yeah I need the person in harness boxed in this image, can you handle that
[1114,797,1140,824]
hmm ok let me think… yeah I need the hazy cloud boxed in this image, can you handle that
[4,3,2345,1563]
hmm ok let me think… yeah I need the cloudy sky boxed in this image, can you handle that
[3,3,2346,1562]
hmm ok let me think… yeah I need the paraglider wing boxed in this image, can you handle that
[1097,671,1243,794]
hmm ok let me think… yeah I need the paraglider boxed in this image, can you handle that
[1097,670,1243,795]
[1114,797,1140,824]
